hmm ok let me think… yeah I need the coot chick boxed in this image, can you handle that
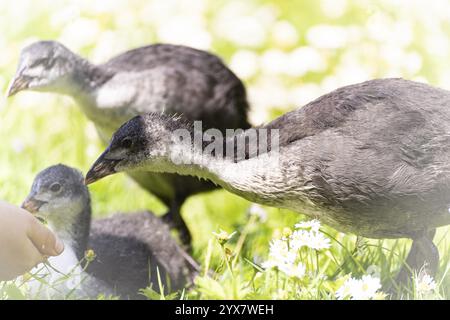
[86,78,450,278]
[22,164,198,299]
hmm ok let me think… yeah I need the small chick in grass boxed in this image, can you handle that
[22,164,198,299]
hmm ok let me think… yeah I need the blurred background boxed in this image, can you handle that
[1,0,450,271]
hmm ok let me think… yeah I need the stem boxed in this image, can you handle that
[204,239,214,277]
[316,251,320,276]
[276,269,279,291]
[221,245,234,279]
[233,214,257,266]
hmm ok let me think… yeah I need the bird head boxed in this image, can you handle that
[85,113,188,185]
[22,164,89,229]
[7,41,78,97]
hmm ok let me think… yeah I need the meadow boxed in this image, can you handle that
[0,0,449,299]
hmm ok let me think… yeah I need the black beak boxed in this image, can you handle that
[6,74,30,97]
[85,148,120,185]
[21,196,47,214]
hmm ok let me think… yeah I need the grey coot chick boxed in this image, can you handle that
[22,164,198,299]
[8,40,251,244]
[86,78,450,279]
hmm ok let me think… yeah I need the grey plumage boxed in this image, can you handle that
[10,40,250,244]
[88,213,197,298]
[87,78,450,278]
[23,164,197,299]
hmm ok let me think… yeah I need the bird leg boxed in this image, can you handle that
[396,229,439,285]
[162,196,192,249]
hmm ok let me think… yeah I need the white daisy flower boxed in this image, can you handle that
[278,262,306,279]
[309,232,331,250]
[248,204,268,222]
[336,275,382,300]
[415,272,437,294]
[336,277,359,300]
[295,219,321,232]
[353,275,383,300]
[212,229,236,245]
[290,229,330,251]
[262,239,296,270]
[289,230,308,250]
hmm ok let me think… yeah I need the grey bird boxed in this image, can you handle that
[85,78,450,281]
[8,40,250,245]
[22,164,198,299]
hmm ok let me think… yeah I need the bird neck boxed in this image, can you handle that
[148,126,286,205]
[60,56,114,100]
[50,198,92,262]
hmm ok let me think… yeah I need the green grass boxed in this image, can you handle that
[1,0,450,300]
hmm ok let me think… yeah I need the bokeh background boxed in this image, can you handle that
[1,0,449,298]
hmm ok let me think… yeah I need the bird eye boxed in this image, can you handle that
[30,58,47,68]
[49,182,62,193]
[121,137,133,149]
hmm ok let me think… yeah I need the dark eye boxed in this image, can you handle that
[30,58,47,68]
[49,182,62,193]
[121,137,133,149]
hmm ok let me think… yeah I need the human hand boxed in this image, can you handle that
[0,200,64,281]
